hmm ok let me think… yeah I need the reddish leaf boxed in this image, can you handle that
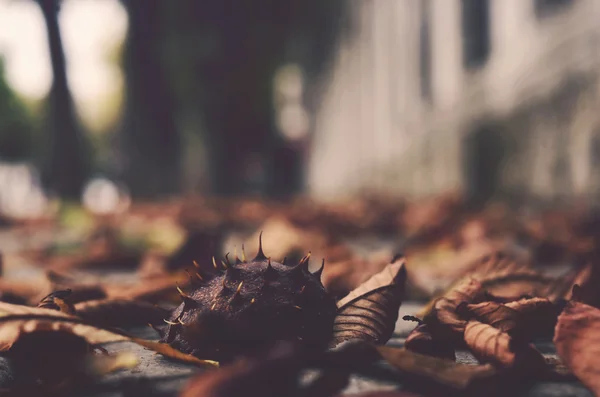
[423,278,485,342]
[554,300,600,394]
[374,345,535,396]
[458,298,560,340]
[463,320,545,370]
[0,303,218,368]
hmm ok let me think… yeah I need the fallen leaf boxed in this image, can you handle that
[457,298,560,340]
[330,256,407,347]
[463,320,545,369]
[374,345,535,396]
[423,278,485,343]
[554,299,600,395]
[74,299,170,326]
[4,328,136,391]
[0,303,218,368]
[419,252,555,319]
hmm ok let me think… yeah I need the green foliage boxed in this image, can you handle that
[0,57,36,162]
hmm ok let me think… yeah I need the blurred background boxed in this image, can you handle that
[0,0,598,215]
[0,0,600,300]
[0,2,599,368]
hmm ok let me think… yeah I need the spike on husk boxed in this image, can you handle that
[254,231,267,261]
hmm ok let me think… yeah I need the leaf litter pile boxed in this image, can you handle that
[1,195,600,396]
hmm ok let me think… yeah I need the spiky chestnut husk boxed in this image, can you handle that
[159,235,337,362]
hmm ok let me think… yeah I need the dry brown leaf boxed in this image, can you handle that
[404,323,456,361]
[554,300,600,394]
[74,299,170,327]
[330,256,407,347]
[423,278,485,343]
[463,320,545,370]
[458,298,560,340]
[4,327,136,391]
[374,345,534,396]
[419,252,555,319]
[0,303,218,367]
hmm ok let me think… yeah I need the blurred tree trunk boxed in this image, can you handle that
[37,0,90,200]
[117,0,181,199]
[197,2,282,197]
[195,0,343,197]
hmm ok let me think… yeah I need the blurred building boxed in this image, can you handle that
[307,0,600,204]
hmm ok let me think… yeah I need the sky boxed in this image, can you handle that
[0,0,128,131]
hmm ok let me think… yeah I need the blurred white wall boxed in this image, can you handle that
[307,0,600,202]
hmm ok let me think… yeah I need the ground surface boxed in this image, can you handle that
[66,302,590,397]
[0,230,593,396]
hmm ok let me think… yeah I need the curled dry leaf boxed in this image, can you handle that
[404,323,456,361]
[423,278,485,343]
[463,320,545,370]
[74,299,170,327]
[0,302,218,368]
[458,298,560,340]
[330,256,407,348]
[419,252,556,319]
[554,299,600,395]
